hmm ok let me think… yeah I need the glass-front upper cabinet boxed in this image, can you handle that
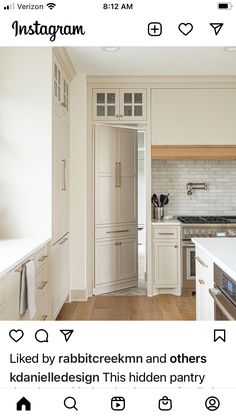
[53,55,70,116]
[119,89,146,121]
[93,89,119,120]
[93,88,147,121]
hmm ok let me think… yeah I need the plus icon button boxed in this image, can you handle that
[148,22,162,36]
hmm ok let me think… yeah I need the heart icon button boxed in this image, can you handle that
[9,329,24,342]
[178,23,193,36]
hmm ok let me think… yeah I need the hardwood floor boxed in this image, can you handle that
[57,294,196,321]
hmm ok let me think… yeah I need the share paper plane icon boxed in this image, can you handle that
[60,329,74,342]
[210,23,224,35]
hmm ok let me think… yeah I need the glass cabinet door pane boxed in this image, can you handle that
[97,106,105,116]
[124,105,132,116]
[134,93,143,104]
[134,106,142,116]
[124,93,132,103]
[97,93,105,104]
[107,93,115,104]
[107,106,115,116]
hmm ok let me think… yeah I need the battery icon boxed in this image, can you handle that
[218,2,233,9]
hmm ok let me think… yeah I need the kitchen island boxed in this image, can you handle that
[192,237,236,320]
[192,238,236,281]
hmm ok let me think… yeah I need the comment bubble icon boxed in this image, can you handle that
[35,329,49,343]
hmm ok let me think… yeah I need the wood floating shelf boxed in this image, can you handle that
[151,145,236,160]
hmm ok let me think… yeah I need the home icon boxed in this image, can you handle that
[16,397,31,411]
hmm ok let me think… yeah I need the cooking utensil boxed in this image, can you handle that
[153,194,160,207]
[162,193,169,206]
[160,193,169,206]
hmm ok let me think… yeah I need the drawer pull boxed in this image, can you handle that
[59,237,69,245]
[198,279,205,285]
[38,281,48,290]
[41,315,47,321]
[158,232,174,236]
[195,256,208,268]
[107,230,129,234]
[38,255,48,263]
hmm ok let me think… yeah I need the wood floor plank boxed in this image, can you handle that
[57,295,196,321]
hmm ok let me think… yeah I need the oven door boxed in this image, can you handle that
[209,288,236,320]
[182,242,196,291]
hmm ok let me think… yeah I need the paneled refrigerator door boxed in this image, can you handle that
[52,108,69,243]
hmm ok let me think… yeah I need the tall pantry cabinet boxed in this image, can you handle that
[94,125,138,295]
[50,51,72,319]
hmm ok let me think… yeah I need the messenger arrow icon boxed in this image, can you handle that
[210,23,224,35]
[60,329,74,342]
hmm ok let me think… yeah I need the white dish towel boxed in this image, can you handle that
[19,260,36,320]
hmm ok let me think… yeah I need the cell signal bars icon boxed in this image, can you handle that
[47,2,56,9]
[4,3,14,10]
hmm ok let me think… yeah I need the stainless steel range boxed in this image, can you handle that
[178,216,236,293]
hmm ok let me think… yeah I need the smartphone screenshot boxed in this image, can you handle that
[0,0,236,417]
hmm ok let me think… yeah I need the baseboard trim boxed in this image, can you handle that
[71,289,87,301]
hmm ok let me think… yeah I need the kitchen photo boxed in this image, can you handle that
[0,46,236,321]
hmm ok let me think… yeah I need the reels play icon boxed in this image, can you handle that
[111,397,125,411]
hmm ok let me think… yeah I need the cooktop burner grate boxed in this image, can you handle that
[178,216,229,224]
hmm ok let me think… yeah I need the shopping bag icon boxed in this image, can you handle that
[158,396,172,411]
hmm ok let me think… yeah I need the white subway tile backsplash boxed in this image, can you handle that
[152,159,236,216]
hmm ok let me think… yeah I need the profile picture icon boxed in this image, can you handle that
[205,396,220,411]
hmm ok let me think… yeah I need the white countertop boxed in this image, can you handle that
[0,238,50,278]
[152,218,181,226]
[192,238,236,280]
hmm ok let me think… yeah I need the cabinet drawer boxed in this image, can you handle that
[34,246,48,274]
[96,225,138,240]
[153,226,179,240]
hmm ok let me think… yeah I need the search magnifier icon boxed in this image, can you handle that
[64,396,78,411]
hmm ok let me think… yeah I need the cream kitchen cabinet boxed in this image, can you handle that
[152,225,181,295]
[95,125,137,226]
[0,244,49,321]
[34,245,49,321]
[95,235,138,294]
[153,241,179,288]
[195,247,214,320]
[151,88,236,145]
[94,125,138,294]
[53,54,70,116]
[52,106,69,244]
[51,233,70,319]
[93,88,147,121]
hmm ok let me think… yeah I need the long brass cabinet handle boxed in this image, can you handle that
[158,233,174,236]
[61,159,66,191]
[115,162,119,187]
[118,162,121,187]
[195,256,208,268]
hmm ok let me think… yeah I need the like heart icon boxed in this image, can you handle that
[178,23,193,36]
[9,329,24,342]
